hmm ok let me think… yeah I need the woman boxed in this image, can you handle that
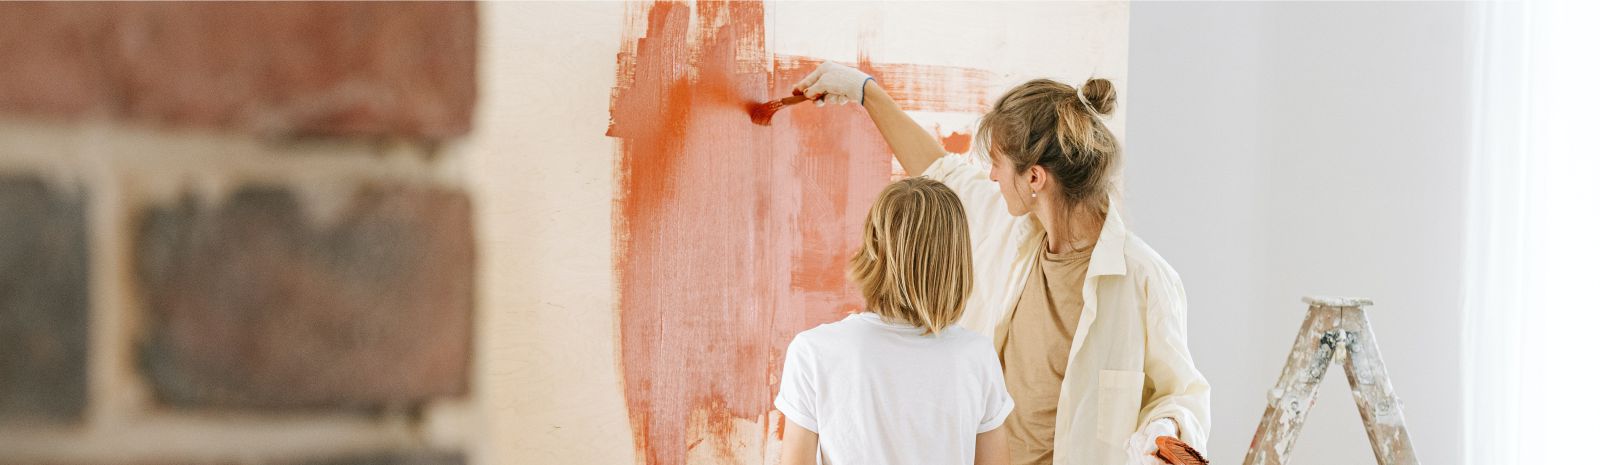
[794,62,1210,465]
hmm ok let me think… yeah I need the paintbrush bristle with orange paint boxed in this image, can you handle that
[750,91,814,126]
[1154,436,1209,465]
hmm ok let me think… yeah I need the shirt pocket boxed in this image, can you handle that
[1096,369,1145,444]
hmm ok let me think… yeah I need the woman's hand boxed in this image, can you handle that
[793,61,874,107]
[1125,418,1179,465]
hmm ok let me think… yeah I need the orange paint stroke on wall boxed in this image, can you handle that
[941,131,973,154]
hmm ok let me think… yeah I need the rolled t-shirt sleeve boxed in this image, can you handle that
[774,335,820,433]
[977,346,1014,433]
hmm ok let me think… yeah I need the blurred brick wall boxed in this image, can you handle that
[0,3,478,464]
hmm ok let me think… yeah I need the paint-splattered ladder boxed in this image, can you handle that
[1242,297,1419,465]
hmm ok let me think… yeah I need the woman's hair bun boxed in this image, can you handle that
[1079,78,1117,115]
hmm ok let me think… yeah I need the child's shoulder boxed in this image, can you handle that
[788,314,861,346]
[791,313,989,349]
[937,325,996,352]
[938,324,984,341]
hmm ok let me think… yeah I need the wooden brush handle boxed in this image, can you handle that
[778,94,810,106]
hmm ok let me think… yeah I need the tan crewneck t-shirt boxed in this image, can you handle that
[998,238,1093,465]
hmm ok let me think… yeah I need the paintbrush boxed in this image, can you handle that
[749,91,815,126]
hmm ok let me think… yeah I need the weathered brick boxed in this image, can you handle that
[136,183,473,410]
[0,175,89,424]
[0,2,477,139]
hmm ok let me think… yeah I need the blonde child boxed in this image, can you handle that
[775,178,1013,465]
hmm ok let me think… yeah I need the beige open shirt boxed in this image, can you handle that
[923,154,1212,465]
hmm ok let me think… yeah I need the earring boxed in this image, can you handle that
[1031,191,1037,198]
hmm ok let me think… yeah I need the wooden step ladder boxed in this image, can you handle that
[1242,297,1419,465]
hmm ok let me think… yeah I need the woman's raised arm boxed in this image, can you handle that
[861,80,946,176]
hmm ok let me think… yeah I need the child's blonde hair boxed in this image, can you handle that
[848,177,973,334]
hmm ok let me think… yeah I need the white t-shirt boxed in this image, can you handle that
[774,312,1014,465]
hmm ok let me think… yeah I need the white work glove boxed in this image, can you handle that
[1125,418,1179,465]
[791,61,874,107]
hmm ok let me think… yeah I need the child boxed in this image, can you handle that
[775,178,1013,465]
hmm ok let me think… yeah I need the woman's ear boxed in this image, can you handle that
[1027,164,1049,195]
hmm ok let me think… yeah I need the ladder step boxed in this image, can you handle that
[1301,296,1374,307]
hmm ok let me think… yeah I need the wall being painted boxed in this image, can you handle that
[465,2,1129,464]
